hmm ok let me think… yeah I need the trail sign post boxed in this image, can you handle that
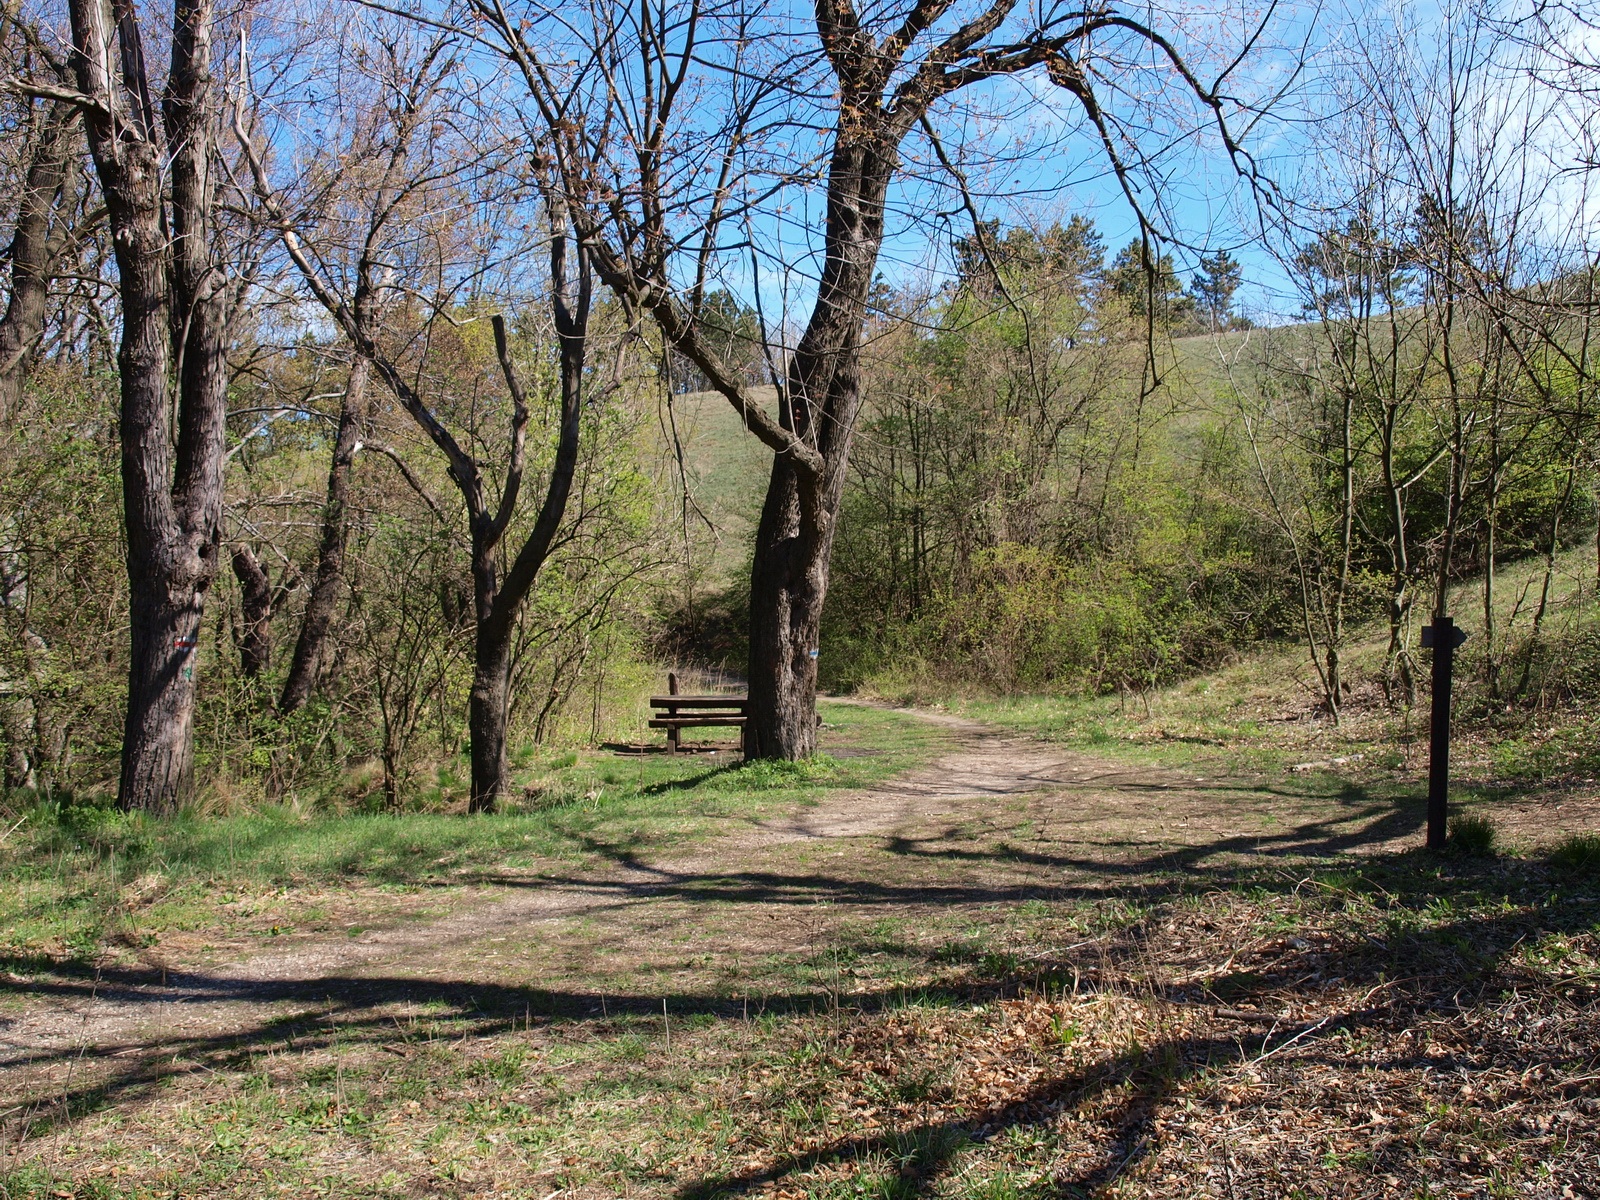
[1422,615,1470,851]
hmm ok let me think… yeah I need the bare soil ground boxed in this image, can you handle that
[0,708,1398,1063]
[3,704,1598,1199]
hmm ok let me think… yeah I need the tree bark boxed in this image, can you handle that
[230,546,278,679]
[744,131,894,757]
[466,287,587,811]
[279,355,370,712]
[469,596,514,808]
[70,0,232,812]
[0,99,77,428]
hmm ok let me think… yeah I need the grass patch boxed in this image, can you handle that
[0,701,947,971]
[3,848,1596,1198]
[917,682,1385,781]
[1448,812,1499,856]
[1551,831,1600,872]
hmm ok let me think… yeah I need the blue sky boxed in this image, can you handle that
[718,0,1597,330]
[692,0,1336,330]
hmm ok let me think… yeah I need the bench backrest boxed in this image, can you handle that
[650,695,748,711]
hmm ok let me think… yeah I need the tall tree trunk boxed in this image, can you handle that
[0,96,77,788]
[466,288,587,811]
[469,571,513,809]
[71,0,232,812]
[746,458,826,758]
[0,100,76,427]
[279,355,370,712]
[231,546,274,679]
[743,137,890,758]
[1482,419,1501,700]
[238,59,592,812]
[1379,406,1415,708]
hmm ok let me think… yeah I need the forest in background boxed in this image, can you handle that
[2,0,1599,812]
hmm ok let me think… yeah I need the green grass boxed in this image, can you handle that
[1448,812,1499,856]
[658,387,775,577]
[857,534,1600,794]
[0,701,947,971]
[930,679,1383,782]
[1551,831,1600,872]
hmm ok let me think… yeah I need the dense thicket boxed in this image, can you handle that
[822,219,1281,696]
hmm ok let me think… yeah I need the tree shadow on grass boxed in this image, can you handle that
[639,763,747,793]
[668,859,1599,1197]
[3,835,1596,1186]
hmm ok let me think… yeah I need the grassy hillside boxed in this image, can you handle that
[870,535,1600,830]
[654,387,775,583]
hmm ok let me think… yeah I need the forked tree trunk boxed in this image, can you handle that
[743,136,891,758]
[502,0,1221,760]
[746,458,824,758]
[71,0,233,812]
[239,54,592,811]
[466,291,587,811]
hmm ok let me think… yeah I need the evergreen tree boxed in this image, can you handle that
[953,217,1105,297]
[1108,240,1193,325]
[1190,251,1244,330]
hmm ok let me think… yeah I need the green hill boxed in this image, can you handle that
[654,387,775,583]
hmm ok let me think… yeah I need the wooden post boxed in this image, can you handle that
[667,671,679,756]
[1424,616,1466,851]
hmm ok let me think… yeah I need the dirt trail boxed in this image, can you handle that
[0,703,1407,1078]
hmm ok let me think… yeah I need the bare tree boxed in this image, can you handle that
[237,22,623,809]
[1237,321,1360,722]
[465,0,1282,757]
[0,22,84,429]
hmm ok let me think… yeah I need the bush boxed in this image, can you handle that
[1448,813,1498,856]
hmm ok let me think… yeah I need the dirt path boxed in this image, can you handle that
[0,703,1423,1091]
[10,707,1599,1200]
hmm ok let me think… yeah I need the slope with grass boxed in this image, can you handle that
[655,386,775,580]
[865,530,1600,815]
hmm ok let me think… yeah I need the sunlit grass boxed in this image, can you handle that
[0,701,949,970]
[5,846,1596,1199]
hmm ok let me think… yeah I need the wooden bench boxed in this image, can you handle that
[649,674,748,755]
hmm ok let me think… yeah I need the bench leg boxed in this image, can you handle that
[668,726,678,756]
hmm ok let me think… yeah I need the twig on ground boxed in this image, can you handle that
[0,815,27,847]
[1249,1014,1337,1065]
[1024,936,1110,960]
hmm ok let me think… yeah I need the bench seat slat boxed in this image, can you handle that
[648,696,748,708]
[648,716,747,728]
